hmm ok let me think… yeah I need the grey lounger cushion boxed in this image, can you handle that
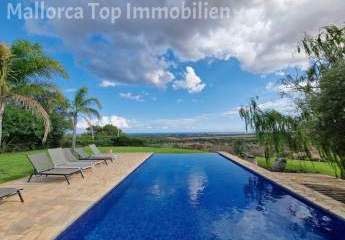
[48,148,92,170]
[89,144,118,160]
[63,148,103,166]
[75,148,112,161]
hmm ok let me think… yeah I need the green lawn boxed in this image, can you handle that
[0,150,39,184]
[1,147,339,184]
[0,146,204,183]
[256,157,339,177]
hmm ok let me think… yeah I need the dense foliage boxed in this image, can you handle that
[0,40,68,151]
[2,105,70,151]
[67,124,145,147]
[292,25,345,178]
[86,124,123,138]
[240,24,345,178]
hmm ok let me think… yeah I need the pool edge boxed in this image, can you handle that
[218,151,345,222]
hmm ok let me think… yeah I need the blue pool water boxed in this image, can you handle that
[57,154,345,240]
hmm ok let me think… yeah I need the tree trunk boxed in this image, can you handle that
[340,169,345,180]
[90,125,94,141]
[0,100,6,149]
[72,116,77,151]
[272,157,287,172]
[340,157,345,180]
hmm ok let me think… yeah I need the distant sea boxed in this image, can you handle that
[127,132,252,138]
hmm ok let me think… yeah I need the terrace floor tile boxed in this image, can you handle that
[0,153,152,240]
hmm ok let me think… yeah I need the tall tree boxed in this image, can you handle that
[0,40,67,148]
[69,87,101,151]
[309,60,345,178]
[281,24,345,178]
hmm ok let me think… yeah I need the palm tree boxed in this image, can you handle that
[70,87,101,151]
[0,41,67,147]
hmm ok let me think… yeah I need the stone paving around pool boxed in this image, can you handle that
[219,152,345,220]
[0,153,152,240]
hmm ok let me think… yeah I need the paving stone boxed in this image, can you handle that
[0,153,152,240]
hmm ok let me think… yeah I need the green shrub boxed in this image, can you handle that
[112,136,145,146]
[61,134,145,148]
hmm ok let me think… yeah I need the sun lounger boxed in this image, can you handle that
[27,152,84,184]
[63,148,105,166]
[0,188,24,202]
[89,144,117,160]
[75,147,112,164]
[48,148,93,170]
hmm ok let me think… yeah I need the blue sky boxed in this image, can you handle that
[1,1,344,133]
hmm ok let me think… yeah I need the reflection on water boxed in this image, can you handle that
[57,154,345,240]
[209,176,333,240]
[243,176,321,224]
[150,183,162,197]
[188,169,208,206]
[149,180,176,199]
[211,209,287,240]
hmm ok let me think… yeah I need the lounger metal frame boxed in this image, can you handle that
[27,153,84,185]
[0,188,24,202]
[27,168,84,185]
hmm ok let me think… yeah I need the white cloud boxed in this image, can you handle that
[265,79,319,95]
[275,71,286,77]
[224,97,296,116]
[24,0,345,89]
[223,107,241,116]
[259,98,296,114]
[131,116,208,132]
[64,88,77,93]
[119,92,144,102]
[265,81,285,93]
[128,112,244,133]
[145,69,174,88]
[77,111,245,133]
[266,81,297,94]
[77,115,130,129]
[100,80,117,88]
[173,66,206,93]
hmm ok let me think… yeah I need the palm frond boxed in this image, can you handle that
[73,87,88,107]
[9,40,68,83]
[82,107,101,119]
[83,97,102,109]
[13,83,48,95]
[7,94,51,143]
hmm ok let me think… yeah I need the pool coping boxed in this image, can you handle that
[218,151,345,221]
[52,153,153,240]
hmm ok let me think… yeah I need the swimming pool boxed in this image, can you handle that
[57,153,345,240]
